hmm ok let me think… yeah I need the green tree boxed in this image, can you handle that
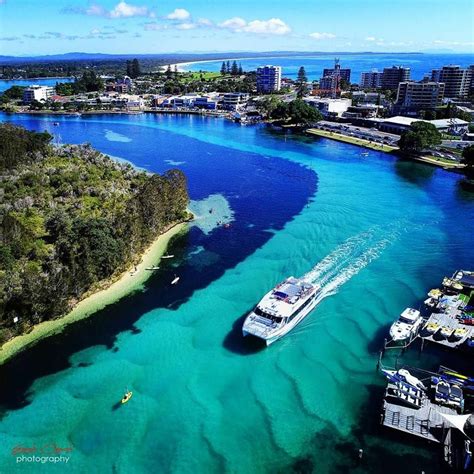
[238,63,243,75]
[220,61,227,75]
[398,121,442,153]
[462,144,474,168]
[231,60,239,76]
[287,99,323,126]
[296,66,308,98]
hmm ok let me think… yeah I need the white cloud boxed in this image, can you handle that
[219,17,290,35]
[309,32,336,40]
[197,18,213,26]
[176,22,196,30]
[66,2,153,18]
[433,39,474,46]
[109,1,152,18]
[219,17,247,30]
[365,36,376,41]
[166,8,190,21]
[244,18,290,35]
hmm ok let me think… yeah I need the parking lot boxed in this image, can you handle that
[314,121,400,146]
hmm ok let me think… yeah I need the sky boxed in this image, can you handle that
[0,0,473,56]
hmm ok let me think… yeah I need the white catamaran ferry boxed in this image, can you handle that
[242,276,321,346]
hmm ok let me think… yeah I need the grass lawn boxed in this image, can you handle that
[185,71,221,81]
[306,128,399,152]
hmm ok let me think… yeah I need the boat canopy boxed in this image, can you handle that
[439,413,473,438]
[400,308,420,322]
[454,270,474,289]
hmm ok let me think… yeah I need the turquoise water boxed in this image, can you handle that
[0,113,473,473]
[184,53,474,81]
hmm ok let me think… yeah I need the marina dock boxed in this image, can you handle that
[382,382,457,443]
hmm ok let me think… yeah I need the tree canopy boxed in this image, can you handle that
[398,121,442,153]
[296,66,308,98]
[0,124,189,344]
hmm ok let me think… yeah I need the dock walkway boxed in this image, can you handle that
[382,383,457,443]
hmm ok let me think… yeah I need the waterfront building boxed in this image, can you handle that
[223,92,250,110]
[256,65,282,93]
[395,81,445,112]
[304,97,352,118]
[359,70,383,89]
[22,85,55,104]
[381,66,411,90]
[430,65,472,98]
[377,116,469,135]
[352,91,385,104]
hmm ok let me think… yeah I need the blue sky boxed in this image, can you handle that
[0,0,473,56]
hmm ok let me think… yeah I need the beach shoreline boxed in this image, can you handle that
[0,221,188,365]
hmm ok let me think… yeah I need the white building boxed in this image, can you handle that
[377,116,469,135]
[222,93,250,110]
[23,85,55,104]
[304,97,352,118]
[256,65,282,93]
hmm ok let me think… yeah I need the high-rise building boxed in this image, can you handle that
[395,81,445,112]
[322,66,351,83]
[319,58,348,98]
[431,65,472,98]
[256,65,282,93]
[360,70,383,89]
[381,66,411,90]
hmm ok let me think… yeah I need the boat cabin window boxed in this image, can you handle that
[399,316,415,325]
[254,307,282,324]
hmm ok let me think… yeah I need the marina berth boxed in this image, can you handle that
[242,276,320,346]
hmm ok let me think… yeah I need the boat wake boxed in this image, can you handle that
[304,224,403,304]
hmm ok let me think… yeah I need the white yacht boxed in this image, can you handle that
[389,308,423,342]
[242,277,321,346]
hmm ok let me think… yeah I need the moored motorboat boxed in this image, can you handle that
[453,327,468,340]
[145,266,160,271]
[242,276,320,346]
[162,254,174,259]
[389,308,423,342]
[440,326,454,338]
[422,322,440,335]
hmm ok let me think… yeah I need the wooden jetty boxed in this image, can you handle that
[381,382,457,443]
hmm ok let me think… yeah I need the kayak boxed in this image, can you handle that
[171,276,180,285]
[121,391,133,404]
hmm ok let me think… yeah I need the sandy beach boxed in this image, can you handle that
[0,222,188,365]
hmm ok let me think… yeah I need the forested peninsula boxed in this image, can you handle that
[0,124,189,346]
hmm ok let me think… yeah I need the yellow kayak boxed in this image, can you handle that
[121,391,133,404]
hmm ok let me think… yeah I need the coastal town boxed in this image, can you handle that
[2,58,474,175]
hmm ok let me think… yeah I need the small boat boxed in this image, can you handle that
[381,368,426,391]
[428,288,442,298]
[440,326,454,338]
[389,308,423,342]
[443,277,463,291]
[161,254,174,259]
[53,122,60,126]
[145,266,160,271]
[171,275,180,285]
[361,152,369,156]
[121,390,133,404]
[453,327,468,340]
[423,322,439,335]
